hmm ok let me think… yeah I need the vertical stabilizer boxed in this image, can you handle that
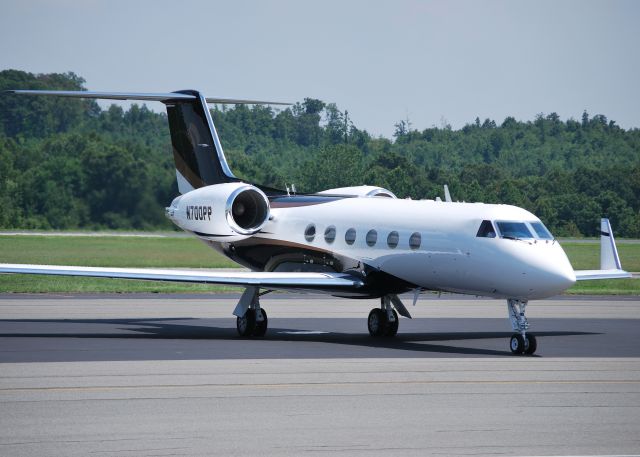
[164,90,238,194]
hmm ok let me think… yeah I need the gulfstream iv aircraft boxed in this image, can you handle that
[0,89,631,355]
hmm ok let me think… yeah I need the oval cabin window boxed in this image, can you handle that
[324,226,336,244]
[387,231,399,248]
[304,224,316,242]
[409,232,421,250]
[366,229,377,247]
[345,228,356,245]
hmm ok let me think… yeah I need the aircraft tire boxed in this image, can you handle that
[524,334,537,355]
[253,308,268,337]
[383,309,399,337]
[237,309,257,337]
[368,308,385,337]
[510,333,525,355]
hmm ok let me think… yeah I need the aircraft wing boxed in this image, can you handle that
[573,218,632,281]
[0,263,364,292]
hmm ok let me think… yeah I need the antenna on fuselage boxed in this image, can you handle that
[444,185,452,203]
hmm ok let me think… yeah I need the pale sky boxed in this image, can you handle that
[1,0,639,137]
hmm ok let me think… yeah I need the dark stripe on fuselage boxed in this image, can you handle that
[191,231,233,238]
[269,194,352,208]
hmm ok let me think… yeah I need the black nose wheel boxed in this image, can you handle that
[524,334,537,355]
[510,333,537,355]
[510,334,525,354]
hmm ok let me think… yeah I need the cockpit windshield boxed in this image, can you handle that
[496,221,534,240]
[476,220,497,238]
[530,221,554,240]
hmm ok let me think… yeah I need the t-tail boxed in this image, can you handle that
[2,89,290,195]
[165,90,238,193]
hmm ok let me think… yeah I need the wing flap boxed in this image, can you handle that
[0,263,363,290]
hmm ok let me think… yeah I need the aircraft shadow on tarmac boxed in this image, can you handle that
[0,317,599,357]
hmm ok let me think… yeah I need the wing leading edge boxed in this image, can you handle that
[574,218,631,281]
[0,264,364,292]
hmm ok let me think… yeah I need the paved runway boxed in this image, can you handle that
[1,293,640,362]
[1,294,640,456]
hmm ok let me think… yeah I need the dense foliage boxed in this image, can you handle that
[1,70,638,236]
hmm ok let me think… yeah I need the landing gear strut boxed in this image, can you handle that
[234,287,268,337]
[368,296,399,337]
[507,299,537,355]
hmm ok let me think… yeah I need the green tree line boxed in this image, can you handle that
[1,69,638,236]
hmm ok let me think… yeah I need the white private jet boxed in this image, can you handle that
[0,89,631,355]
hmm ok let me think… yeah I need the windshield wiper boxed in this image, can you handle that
[502,235,521,241]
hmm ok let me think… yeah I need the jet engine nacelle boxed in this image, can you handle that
[317,185,397,199]
[166,182,270,241]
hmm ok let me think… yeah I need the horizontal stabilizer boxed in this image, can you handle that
[2,90,292,105]
[574,269,631,280]
[574,218,631,281]
[4,88,290,195]
[0,263,363,291]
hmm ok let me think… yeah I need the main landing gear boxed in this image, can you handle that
[233,289,413,339]
[507,299,537,355]
[237,307,268,337]
[367,296,402,337]
[234,287,268,337]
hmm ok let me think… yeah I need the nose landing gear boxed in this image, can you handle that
[507,299,537,355]
[509,332,537,355]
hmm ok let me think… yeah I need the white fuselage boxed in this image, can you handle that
[265,198,575,300]
[172,191,577,301]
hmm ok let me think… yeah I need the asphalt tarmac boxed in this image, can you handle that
[1,294,640,456]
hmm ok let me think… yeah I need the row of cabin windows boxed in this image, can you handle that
[305,224,421,249]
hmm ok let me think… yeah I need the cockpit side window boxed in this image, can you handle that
[496,221,534,240]
[476,220,497,238]
[530,221,554,240]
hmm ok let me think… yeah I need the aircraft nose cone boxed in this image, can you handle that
[539,250,576,296]
[551,262,576,289]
